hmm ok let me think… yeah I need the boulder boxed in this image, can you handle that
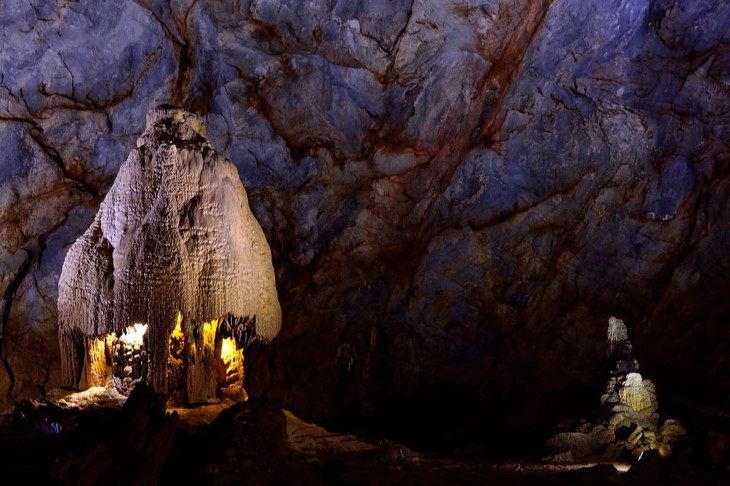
[202,399,287,483]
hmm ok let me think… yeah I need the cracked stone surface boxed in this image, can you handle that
[1,0,729,443]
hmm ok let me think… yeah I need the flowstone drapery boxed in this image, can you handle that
[57,106,281,402]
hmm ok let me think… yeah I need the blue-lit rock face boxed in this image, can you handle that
[0,0,728,443]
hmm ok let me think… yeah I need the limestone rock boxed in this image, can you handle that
[0,0,729,443]
[590,425,616,446]
[545,432,595,460]
[57,106,281,395]
[618,373,657,417]
[49,382,178,484]
[541,450,575,463]
[607,317,628,357]
[659,420,687,442]
[202,399,287,482]
[545,317,684,461]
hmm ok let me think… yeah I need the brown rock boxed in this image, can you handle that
[590,425,616,446]
[545,432,595,459]
[659,419,687,441]
[202,399,287,483]
[49,383,178,485]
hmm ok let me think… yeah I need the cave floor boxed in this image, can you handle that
[167,402,729,485]
[279,414,728,485]
[1,391,728,484]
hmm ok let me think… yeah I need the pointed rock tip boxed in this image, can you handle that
[145,104,207,137]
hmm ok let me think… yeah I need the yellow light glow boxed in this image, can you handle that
[82,336,111,388]
[120,323,148,346]
[171,312,184,340]
[203,319,218,347]
[221,337,237,369]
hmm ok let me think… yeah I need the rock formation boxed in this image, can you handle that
[0,0,728,443]
[57,106,281,401]
[49,383,178,485]
[545,317,686,461]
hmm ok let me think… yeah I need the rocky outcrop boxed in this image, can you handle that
[201,399,288,482]
[545,317,686,461]
[57,105,281,397]
[1,0,729,443]
[49,383,178,485]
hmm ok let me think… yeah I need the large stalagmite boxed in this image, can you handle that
[57,106,281,401]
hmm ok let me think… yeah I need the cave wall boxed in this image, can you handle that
[1,0,729,442]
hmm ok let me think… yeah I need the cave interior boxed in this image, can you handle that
[0,0,729,483]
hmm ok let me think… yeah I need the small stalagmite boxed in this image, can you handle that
[544,316,685,461]
[57,105,282,403]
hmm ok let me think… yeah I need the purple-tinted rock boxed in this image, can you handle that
[0,0,728,444]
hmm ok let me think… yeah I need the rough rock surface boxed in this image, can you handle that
[1,0,729,443]
[57,105,281,394]
[49,382,178,485]
[545,317,685,461]
[201,399,288,482]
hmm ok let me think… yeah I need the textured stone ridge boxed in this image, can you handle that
[57,106,281,392]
